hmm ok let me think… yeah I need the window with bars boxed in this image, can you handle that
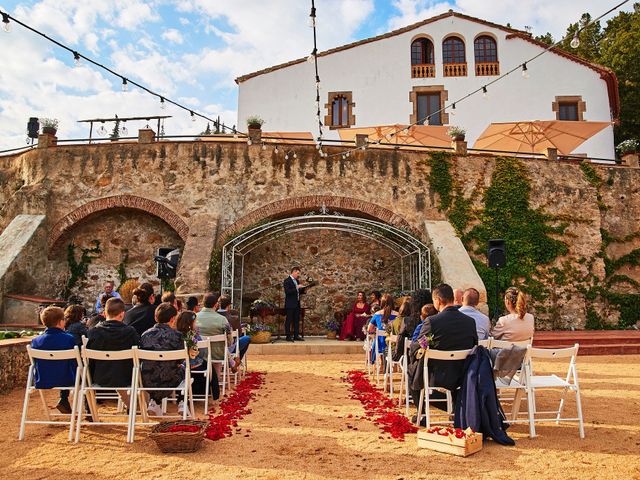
[443,37,465,64]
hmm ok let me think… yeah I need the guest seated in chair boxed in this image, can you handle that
[492,287,534,342]
[368,290,382,314]
[338,291,370,341]
[408,284,478,422]
[31,306,78,414]
[368,293,399,362]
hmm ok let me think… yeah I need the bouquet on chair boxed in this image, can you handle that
[415,334,435,359]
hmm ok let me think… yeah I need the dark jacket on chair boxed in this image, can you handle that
[454,346,515,445]
[409,306,478,393]
[86,320,139,387]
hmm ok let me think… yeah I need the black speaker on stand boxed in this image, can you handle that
[487,239,506,322]
[154,247,180,297]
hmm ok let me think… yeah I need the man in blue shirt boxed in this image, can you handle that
[95,280,121,312]
[31,306,77,413]
[458,288,491,340]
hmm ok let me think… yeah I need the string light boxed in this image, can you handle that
[120,123,128,136]
[121,77,128,92]
[450,103,456,115]
[274,145,279,154]
[160,97,166,110]
[73,51,81,66]
[97,123,107,136]
[308,5,316,27]
[0,8,242,136]
[247,139,252,145]
[521,62,529,79]
[190,111,196,122]
[307,48,317,63]
[482,86,488,99]
[570,31,580,49]
[261,143,267,151]
[1,12,10,32]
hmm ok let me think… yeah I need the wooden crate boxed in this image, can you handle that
[417,429,483,457]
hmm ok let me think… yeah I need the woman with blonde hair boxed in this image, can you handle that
[491,287,534,341]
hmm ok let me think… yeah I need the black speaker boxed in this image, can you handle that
[155,247,180,279]
[487,239,506,269]
[27,117,40,139]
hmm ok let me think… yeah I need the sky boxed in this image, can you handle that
[0,0,633,150]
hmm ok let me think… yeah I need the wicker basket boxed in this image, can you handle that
[251,331,272,344]
[326,331,337,339]
[149,420,208,453]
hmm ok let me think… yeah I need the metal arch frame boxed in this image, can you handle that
[220,213,432,312]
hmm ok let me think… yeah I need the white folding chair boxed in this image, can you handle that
[525,344,584,438]
[130,346,195,438]
[81,335,125,413]
[478,338,492,348]
[364,332,375,377]
[19,345,83,441]
[415,348,473,428]
[383,334,401,397]
[190,337,215,415]
[208,334,229,397]
[75,347,137,443]
[231,330,246,385]
[374,329,387,386]
[397,338,411,416]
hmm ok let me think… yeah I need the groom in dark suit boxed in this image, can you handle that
[283,266,306,342]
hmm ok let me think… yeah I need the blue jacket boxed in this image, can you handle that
[454,346,515,446]
[30,328,78,389]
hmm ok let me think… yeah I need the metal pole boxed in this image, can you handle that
[239,255,245,318]
[88,121,93,144]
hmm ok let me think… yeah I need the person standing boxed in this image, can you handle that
[283,267,306,342]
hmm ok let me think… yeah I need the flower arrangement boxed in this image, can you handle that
[447,125,466,140]
[118,278,139,304]
[616,139,639,155]
[325,318,340,332]
[251,298,277,310]
[245,322,274,336]
[246,115,265,129]
[415,333,435,359]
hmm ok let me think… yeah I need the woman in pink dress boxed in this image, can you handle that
[339,291,370,341]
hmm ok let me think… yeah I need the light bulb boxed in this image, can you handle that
[160,97,166,110]
[308,16,316,28]
[570,32,580,49]
[293,153,297,159]
[121,125,128,136]
[97,125,107,136]
[190,111,196,122]
[482,86,488,99]
[73,51,81,66]
[316,143,321,150]
[307,53,315,63]
[261,143,266,151]
[274,146,279,154]
[346,152,350,158]
[233,133,238,139]
[121,78,128,92]
[521,63,529,79]
[285,154,289,160]
[247,139,252,145]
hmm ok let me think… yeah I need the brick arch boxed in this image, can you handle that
[220,195,421,242]
[48,195,189,252]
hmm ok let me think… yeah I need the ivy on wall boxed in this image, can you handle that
[64,240,102,298]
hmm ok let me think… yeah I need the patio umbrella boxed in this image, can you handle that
[338,124,452,148]
[472,120,611,155]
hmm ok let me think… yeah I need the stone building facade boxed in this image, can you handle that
[0,136,638,330]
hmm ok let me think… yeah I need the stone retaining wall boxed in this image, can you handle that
[0,338,30,393]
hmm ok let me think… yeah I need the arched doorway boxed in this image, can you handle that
[220,203,431,331]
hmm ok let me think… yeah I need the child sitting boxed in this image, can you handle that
[31,306,78,414]
[64,304,88,345]
[140,302,185,416]
[176,311,220,401]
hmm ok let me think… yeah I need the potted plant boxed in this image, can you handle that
[246,115,264,143]
[41,118,59,136]
[246,322,274,344]
[616,139,639,156]
[447,125,466,142]
[325,318,340,339]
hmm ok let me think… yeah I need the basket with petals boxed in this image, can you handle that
[150,420,208,453]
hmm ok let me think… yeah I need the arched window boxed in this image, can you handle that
[474,35,498,63]
[442,37,465,64]
[331,95,349,127]
[411,38,434,65]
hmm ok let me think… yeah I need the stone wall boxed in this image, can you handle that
[0,339,30,393]
[0,139,639,328]
[48,209,185,307]
[242,229,403,334]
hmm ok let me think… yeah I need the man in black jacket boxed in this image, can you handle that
[408,283,478,419]
[86,298,140,388]
[283,267,307,342]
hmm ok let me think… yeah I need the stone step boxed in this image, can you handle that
[533,330,640,346]
[533,343,640,355]
[248,337,365,355]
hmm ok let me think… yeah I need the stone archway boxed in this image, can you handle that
[48,195,189,253]
[220,195,421,243]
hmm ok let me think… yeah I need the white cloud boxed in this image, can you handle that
[161,28,184,44]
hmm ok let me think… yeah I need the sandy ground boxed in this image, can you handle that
[1,353,640,480]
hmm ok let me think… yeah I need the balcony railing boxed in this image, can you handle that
[475,62,500,76]
[443,63,467,77]
[411,64,436,78]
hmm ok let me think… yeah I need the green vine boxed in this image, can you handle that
[426,151,454,211]
[116,249,129,289]
[65,240,102,297]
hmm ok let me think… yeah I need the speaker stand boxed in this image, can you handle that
[492,267,500,322]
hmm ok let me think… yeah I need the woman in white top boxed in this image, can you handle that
[491,287,534,342]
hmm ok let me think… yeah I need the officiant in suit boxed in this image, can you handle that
[283,266,307,342]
